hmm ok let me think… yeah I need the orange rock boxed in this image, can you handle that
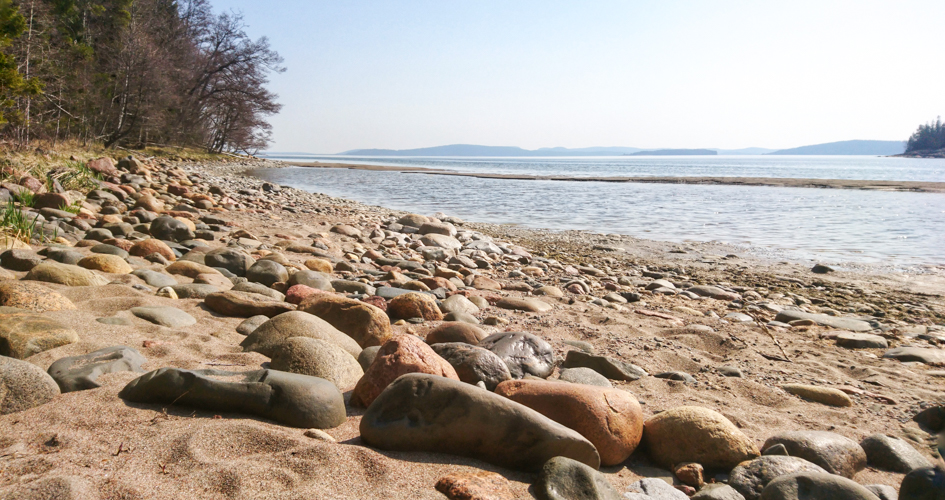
[129,239,177,261]
[420,276,457,292]
[435,471,514,500]
[134,195,164,212]
[102,238,134,251]
[472,276,502,291]
[495,379,644,466]
[351,334,459,407]
[388,292,443,321]
[300,294,392,348]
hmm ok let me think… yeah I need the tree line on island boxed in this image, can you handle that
[905,117,945,155]
[0,0,283,154]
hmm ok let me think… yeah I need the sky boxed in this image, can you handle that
[211,0,945,154]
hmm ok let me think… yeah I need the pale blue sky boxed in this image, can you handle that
[212,1,945,153]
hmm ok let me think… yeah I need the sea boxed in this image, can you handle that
[252,155,945,270]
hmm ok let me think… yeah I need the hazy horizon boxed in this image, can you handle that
[213,1,945,154]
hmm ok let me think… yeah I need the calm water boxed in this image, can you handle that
[252,156,945,269]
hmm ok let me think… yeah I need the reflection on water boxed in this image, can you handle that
[251,166,945,268]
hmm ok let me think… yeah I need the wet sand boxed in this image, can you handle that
[286,161,945,193]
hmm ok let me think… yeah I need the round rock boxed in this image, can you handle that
[430,342,512,390]
[478,331,555,379]
[643,405,759,470]
[762,431,866,479]
[351,333,459,408]
[759,472,881,500]
[269,337,364,391]
[426,322,487,345]
[240,310,361,358]
[0,355,60,414]
[730,455,829,500]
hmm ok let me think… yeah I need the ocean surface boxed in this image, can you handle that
[253,155,945,269]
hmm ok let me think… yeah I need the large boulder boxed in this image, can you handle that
[388,292,443,321]
[730,456,828,500]
[495,379,644,466]
[430,342,512,390]
[24,261,109,286]
[269,337,363,390]
[478,331,555,379]
[0,281,76,312]
[204,290,295,318]
[300,294,392,348]
[643,406,759,470]
[759,472,880,500]
[762,431,866,479]
[360,373,600,471]
[0,355,60,414]
[119,368,346,429]
[47,346,146,393]
[535,456,622,500]
[240,311,361,358]
[0,314,79,359]
[351,334,459,407]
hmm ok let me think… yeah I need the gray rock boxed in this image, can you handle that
[97,316,133,326]
[119,367,346,429]
[269,337,363,390]
[1,249,43,271]
[440,294,480,316]
[46,248,84,265]
[231,281,285,301]
[359,373,599,472]
[562,350,647,381]
[132,269,178,288]
[913,406,945,432]
[730,456,829,500]
[288,271,334,291]
[859,434,931,473]
[131,306,197,328]
[836,333,888,349]
[24,261,109,286]
[236,315,269,336]
[478,331,555,379]
[863,485,897,500]
[331,280,376,295]
[247,259,288,287]
[375,286,416,300]
[759,472,880,500]
[774,310,872,332]
[899,466,945,500]
[204,247,253,276]
[47,346,145,393]
[430,342,512,390]
[357,345,381,372]
[762,431,867,479]
[0,355,60,414]
[442,311,480,324]
[90,244,129,258]
[535,456,622,500]
[149,216,194,242]
[559,367,613,388]
[692,484,746,500]
[204,290,295,318]
[240,310,361,358]
[655,371,696,384]
[169,283,220,299]
[687,285,741,301]
[763,444,790,456]
[624,478,689,500]
[719,366,743,377]
[883,347,945,365]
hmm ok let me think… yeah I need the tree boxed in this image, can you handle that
[906,117,945,153]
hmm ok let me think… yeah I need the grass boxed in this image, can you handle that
[51,160,104,192]
[15,190,35,208]
[58,200,82,215]
[1,199,44,243]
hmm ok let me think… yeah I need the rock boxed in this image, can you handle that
[397,214,428,227]
[246,259,288,287]
[559,367,613,388]
[688,285,741,301]
[762,431,866,478]
[204,247,253,277]
[624,478,689,500]
[269,337,364,390]
[149,216,194,242]
[773,310,872,332]
[88,157,118,176]
[426,322,487,345]
[780,384,853,407]
[730,456,829,500]
[357,345,380,372]
[119,368,346,429]
[134,194,164,212]
[236,315,269,335]
[0,315,79,359]
[759,472,880,500]
[131,269,177,288]
[45,248,84,265]
[561,350,647,381]
[859,434,930,473]
[472,276,502,291]
[495,297,553,313]
[204,290,295,318]
[899,466,945,500]
[0,281,76,312]
[643,406,759,470]
[913,406,945,432]
[169,283,220,299]
[240,311,361,358]
[534,286,564,297]
[863,485,896,500]
[388,292,443,321]
[24,261,109,286]
[0,249,43,271]
[430,342,512,390]
[478,331,555,379]
[300,294,392,348]
[231,281,285,301]
[835,333,888,349]
[285,284,322,304]
[129,239,176,262]
[330,224,361,237]
[131,306,197,328]
[47,346,146,393]
[535,456,622,500]
[655,371,697,384]
[288,270,334,291]
[359,373,599,471]
[0,355,60,414]
[496,379,644,466]
[303,258,333,273]
[440,294,480,316]
[351,334,459,407]
[811,264,835,274]
[435,471,515,500]
[165,260,221,278]
[77,254,133,274]
[692,484,747,500]
[883,347,945,365]
[420,233,462,250]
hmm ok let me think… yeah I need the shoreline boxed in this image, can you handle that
[284,160,945,193]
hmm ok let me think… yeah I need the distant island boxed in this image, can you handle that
[898,118,945,158]
[626,149,717,156]
[765,140,905,156]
